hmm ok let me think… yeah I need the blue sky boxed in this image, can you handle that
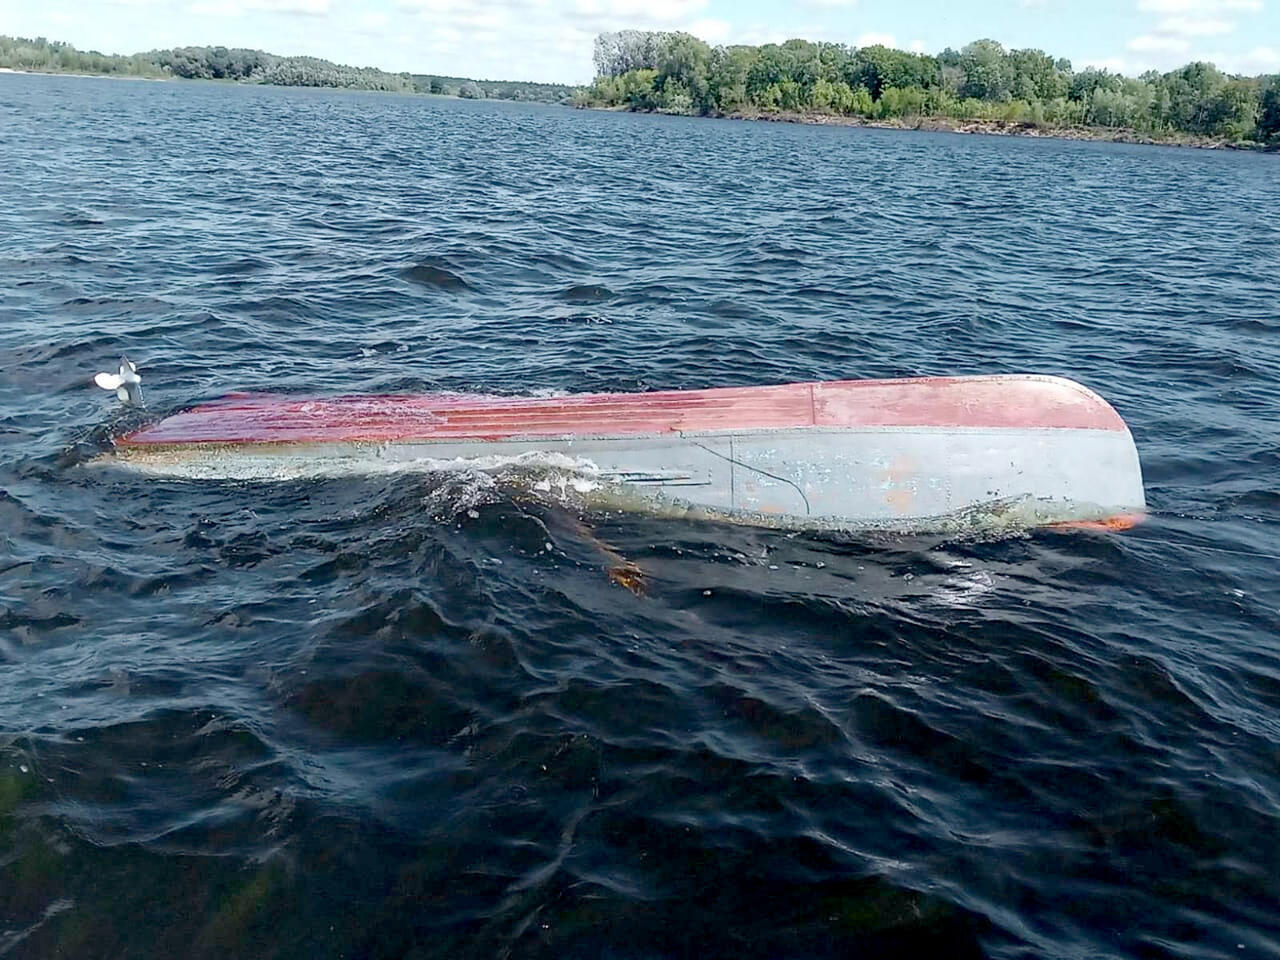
[1,0,1276,84]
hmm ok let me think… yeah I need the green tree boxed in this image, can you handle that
[1008,48,1068,101]
[817,42,853,84]
[745,43,792,102]
[1155,61,1224,131]
[811,76,837,111]
[959,39,1012,101]
[1260,76,1280,141]
[1087,87,1139,127]
[850,45,940,98]
[1069,66,1120,102]
[850,86,874,116]
[705,45,754,112]
[656,32,711,111]
[654,77,693,113]
[593,30,670,76]
[876,85,929,118]
[778,78,803,111]
[756,82,782,111]
[621,68,659,109]
[1204,77,1259,137]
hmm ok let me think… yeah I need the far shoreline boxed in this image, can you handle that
[584,103,1279,154]
[4,66,1274,153]
[733,110,1276,152]
[0,66,536,101]
[0,66,168,82]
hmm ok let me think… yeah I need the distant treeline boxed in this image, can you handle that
[1,34,166,78]
[411,74,577,102]
[157,45,416,91]
[580,30,1280,145]
[0,35,574,102]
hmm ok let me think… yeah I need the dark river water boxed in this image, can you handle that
[2,73,1279,959]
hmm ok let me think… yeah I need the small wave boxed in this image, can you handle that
[401,261,469,290]
[211,256,274,276]
[557,283,615,304]
[58,210,104,227]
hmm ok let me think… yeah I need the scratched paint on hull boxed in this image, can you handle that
[119,376,1130,448]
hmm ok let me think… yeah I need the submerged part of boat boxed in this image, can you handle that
[99,375,1146,533]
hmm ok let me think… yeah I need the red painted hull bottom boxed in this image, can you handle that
[109,376,1147,533]
[122,375,1130,446]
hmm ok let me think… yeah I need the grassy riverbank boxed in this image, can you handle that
[717,109,1278,151]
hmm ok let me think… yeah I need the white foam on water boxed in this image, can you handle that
[96,447,605,485]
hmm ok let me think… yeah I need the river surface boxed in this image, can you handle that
[2,73,1279,960]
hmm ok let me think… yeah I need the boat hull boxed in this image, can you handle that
[104,375,1147,533]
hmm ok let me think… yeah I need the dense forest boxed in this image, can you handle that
[0,35,573,102]
[580,30,1280,145]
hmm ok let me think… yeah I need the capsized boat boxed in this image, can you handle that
[102,375,1146,533]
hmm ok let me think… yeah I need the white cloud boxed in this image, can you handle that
[1157,14,1233,32]
[1081,56,1134,72]
[188,0,329,13]
[400,0,714,43]
[1195,44,1280,71]
[248,0,329,11]
[909,39,926,52]
[395,0,752,80]
[571,0,708,26]
[687,17,732,43]
[1128,33,1192,51]
[1157,15,1235,32]
[1136,0,1261,11]
[855,32,897,47]
[1122,0,1265,73]
[682,22,792,47]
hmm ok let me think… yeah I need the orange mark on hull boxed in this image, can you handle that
[1050,513,1145,532]
[880,454,917,515]
[608,563,647,596]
